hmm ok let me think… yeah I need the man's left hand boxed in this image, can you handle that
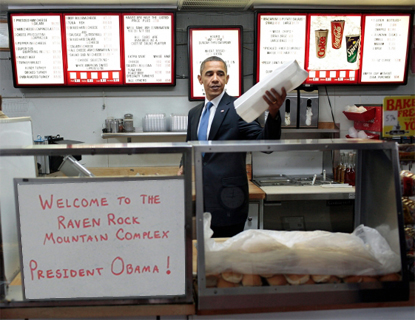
[262,87,287,119]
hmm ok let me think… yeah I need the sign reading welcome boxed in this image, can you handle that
[16,177,186,300]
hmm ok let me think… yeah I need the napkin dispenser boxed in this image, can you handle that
[234,60,308,123]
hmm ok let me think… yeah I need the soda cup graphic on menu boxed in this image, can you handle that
[315,29,329,58]
[346,35,361,63]
[331,20,345,49]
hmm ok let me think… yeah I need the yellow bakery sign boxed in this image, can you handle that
[383,95,415,138]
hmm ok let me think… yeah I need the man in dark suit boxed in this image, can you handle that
[178,56,286,237]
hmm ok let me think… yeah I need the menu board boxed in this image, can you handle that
[10,14,65,86]
[255,11,412,86]
[188,27,242,100]
[257,14,307,82]
[360,14,411,83]
[9,12,176,87]
[123,14,174,85]
[16,177,186,300]
[306,14,362,84]
[64,14,122,85]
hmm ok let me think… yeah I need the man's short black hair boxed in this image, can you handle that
[200,56,228,75]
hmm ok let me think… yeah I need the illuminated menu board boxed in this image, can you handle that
[257,14,307,82]
[9,12,176,87]
[64,14,122,85]
[306,14,362,84]
[360,14,411,83]
[10,14,65,86]
[123,14,174,85]
[255,12,412,86]
[188,27,242,100]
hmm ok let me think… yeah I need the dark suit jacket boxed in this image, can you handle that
[186,92,281,227]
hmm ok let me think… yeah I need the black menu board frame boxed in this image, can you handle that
[188,26,243,101]
[254,9,413,87]
[8,11,176,88]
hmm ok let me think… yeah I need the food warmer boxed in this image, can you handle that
[192,139,407,311]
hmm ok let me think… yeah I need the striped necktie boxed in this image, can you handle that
[198,101,213,141]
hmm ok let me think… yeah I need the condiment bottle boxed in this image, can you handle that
[340,153,347,183]
[344,152,353,185]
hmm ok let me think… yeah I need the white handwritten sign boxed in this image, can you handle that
[16,178,186,300]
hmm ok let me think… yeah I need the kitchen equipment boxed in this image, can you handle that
[251,149,354,232]
[46,135,83,173]
[143,113,167,132]
[281,93,298,128]
[33,135,49,175]
[298,91,319,128]
[170,114,188,132]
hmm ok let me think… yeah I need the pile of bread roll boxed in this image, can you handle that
[205,271,402,288]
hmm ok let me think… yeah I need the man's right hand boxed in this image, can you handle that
[177,166,183,176]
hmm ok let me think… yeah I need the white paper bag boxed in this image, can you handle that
[234,60,308,123]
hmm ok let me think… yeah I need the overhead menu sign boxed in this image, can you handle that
[10,14,65,85]
[255,12,412,86]
[360,14,411,83]
[257,14,307,82]
[64,14,122,85]
[306,14,362,84]
[9,12,176,87]
[16,178,186,300]
[123,14,174,85]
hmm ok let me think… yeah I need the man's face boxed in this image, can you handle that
[198,61,229,101]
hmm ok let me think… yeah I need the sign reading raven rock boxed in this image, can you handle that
[15,178,185,300]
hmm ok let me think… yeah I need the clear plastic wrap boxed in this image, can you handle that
[203,212,401,276]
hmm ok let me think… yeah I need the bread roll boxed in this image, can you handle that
[304,278,315,285]
[206,274,219,287]
[328,276,341,283]
[380,273,401,282]
[284,274,310,285]
[221,271,243,284]
[361,276,379,283]
[259,273,274,278]
[217,277,239,288]
[242,274,262,287]
[343,275,362,283]
[266,274,288,286]
[311,275,331,283]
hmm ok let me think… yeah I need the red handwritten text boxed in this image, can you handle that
[29,260,104,280]
[107,213,140,226]
[39,195,109,210]
[111,256,160,275]
[58,216,101,229]
[115,229,169,241]
[140,194,160,204]
[44,233,109,245]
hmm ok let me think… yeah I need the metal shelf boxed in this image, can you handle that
[102,132,187,139]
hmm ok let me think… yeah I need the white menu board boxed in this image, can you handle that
[257,14,307,82]
[360,14,411,83]
[16,178,186,300]
[11,14,65,85]
[189,27,241,100]
[64,14,122,84]
[124,14,174,84]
